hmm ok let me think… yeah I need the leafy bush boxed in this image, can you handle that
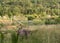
[28,16,35,20]
[45,19,57,24]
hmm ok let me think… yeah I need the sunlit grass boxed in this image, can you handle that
[0,25,60,43]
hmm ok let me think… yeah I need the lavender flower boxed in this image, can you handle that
[17,29,31,39]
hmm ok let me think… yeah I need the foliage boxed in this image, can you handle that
[0,0,60,24]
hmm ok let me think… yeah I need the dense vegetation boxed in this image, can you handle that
[0,0,60,43]
[0,0,60,24]
[0,25,60,43]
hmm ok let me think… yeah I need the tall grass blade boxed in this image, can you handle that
[11,32,18,43]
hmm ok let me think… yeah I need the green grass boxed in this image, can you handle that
[0,25,60,43]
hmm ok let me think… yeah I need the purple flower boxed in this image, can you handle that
[17,29,31,39]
